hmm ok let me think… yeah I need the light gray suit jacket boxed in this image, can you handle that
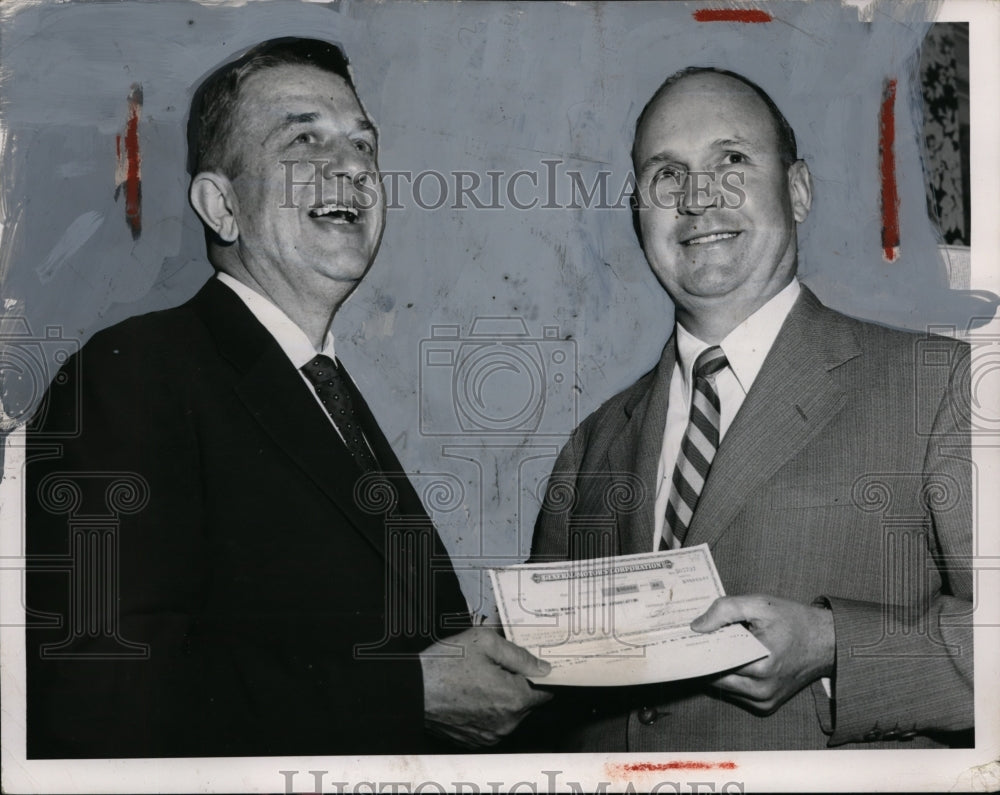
[530,286,973,750]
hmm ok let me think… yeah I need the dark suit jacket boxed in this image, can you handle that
[530,286,973,751]
[26,278,469,757]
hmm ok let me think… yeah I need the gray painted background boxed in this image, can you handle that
[1,0,990,611]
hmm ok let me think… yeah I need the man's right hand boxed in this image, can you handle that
[420,627,553,748]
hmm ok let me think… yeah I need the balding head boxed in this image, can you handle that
[629,67,812,343]
[633,67,798,171]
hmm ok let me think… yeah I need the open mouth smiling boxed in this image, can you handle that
[681,231,740,246]
[308,202,360,224]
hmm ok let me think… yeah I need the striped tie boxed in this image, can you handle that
[660,346,729,550]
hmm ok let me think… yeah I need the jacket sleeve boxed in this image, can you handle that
[25,334,432,757]
[818,341,974,745]
[26,338,214,757]
[529,423,588,564]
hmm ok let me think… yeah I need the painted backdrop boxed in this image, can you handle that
[1,0,993,611]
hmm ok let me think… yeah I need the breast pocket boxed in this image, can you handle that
[767,479,855,508]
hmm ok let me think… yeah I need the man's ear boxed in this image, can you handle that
[189,172,239,243]
[787,159,813,223]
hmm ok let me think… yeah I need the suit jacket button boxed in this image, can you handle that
[864,729,882,742]
[637,706,658,725]
[898,730,918,741]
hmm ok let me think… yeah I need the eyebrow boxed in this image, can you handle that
[263,113,378,145]
[712,137,754,150]
[356,118,378,139]
[638,137,756,172]
[284,111,320,126]
[639,153,680,171]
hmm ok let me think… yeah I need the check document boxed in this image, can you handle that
[489,544,770,686]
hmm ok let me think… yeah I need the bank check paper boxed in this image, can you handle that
[489,545,769,686]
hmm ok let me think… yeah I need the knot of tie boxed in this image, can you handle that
[301,354,339,387]
[694,345,728,380]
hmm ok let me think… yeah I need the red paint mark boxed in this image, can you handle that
[879,78,899,261]
[606,761,738,778]
[693,9,772,23]
[116,83,143,240]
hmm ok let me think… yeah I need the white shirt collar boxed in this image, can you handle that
[216,272,336,367]
[675,278,801,395]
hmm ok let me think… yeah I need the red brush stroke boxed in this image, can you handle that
[879,78,899,261]
[606,761,738,776]
[123,84,143,240]
[693,9,772,23]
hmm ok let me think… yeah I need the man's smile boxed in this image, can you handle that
[680,230,741,246]
[308,201,361,224]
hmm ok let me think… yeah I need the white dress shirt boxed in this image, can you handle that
[652,279,832,698]
[653,278,801,549]
[653,278,833,698]
[216,272,349,443]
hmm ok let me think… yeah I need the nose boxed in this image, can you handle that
[677,170,719,216]
[320,140,373,183]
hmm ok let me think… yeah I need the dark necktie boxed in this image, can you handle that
[660,345,729,550]
[301,354,379,474]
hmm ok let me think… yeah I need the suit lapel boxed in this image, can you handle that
[610,339,677,555]
[190,279,394,560]
[685,287,861,549]
[335,360,432,518]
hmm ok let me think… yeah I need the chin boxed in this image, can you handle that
[681,273,748,298]
[660,263,739,292]
[320,257,373,281]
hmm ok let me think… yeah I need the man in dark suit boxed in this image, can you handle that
[529,67,973,750]
[25,37,550,758]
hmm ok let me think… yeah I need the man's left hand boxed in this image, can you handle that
[690,594,835,715]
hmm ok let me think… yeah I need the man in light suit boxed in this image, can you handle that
[26,37,550,758]
[529,67,973,750]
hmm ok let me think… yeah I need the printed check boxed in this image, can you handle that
[490,544,769,686]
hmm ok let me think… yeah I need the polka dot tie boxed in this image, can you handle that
[301,354,379,474]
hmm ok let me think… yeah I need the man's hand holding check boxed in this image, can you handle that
[421,627,553,748]
[692,594,836,715]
